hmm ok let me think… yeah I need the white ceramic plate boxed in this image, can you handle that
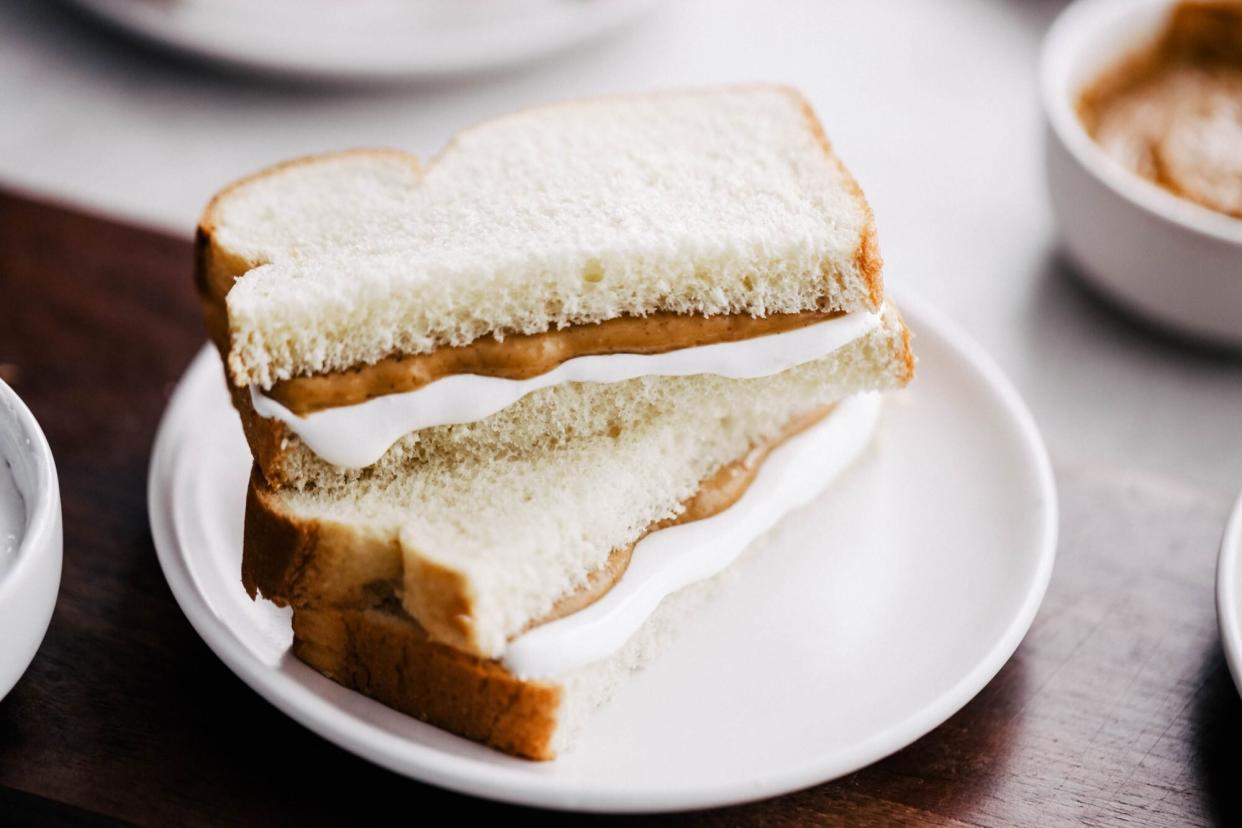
[1217,492,1242,698]
[149,294,1057,812]
[66,0,659,82]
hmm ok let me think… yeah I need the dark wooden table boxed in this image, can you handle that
[1,189,1240,826]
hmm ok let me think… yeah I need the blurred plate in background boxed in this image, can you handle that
[64,0,660,82]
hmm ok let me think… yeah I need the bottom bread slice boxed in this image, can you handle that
[292,573,722,760]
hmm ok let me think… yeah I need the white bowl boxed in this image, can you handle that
[0,380,62,701]
[1041,0,1242,348]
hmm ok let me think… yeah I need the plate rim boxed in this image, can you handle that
[65,0,661,82]
[148,291,1058,812]
[1216,491,1242,697]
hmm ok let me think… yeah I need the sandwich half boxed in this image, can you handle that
[243,313,911,759]
[255,381,902,759]
[199,85,916,760]
[244,309,912,659]
[195,86,890,487]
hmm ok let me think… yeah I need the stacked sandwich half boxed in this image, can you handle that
[194,86,915,760]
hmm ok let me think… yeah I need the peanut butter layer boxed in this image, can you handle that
[1078,1,1242,218]
[268,310,843,415]
[527,402,835,629]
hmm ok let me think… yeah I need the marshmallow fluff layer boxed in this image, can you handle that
[502,392,881,679]
[252,310,881,468]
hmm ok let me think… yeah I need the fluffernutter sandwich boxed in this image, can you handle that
[194,86,914,759]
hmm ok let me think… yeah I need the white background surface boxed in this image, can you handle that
[2,0,1240,490]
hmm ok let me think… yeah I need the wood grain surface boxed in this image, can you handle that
[0,189,1239,826]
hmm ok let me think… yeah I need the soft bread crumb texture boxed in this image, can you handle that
[262,307,912,658]
[203,87,883,388]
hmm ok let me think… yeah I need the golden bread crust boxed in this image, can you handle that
[292,606,562,760]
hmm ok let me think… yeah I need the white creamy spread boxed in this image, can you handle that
[501,391,882,680]
[252,310,882,468]
[0,459,25,572]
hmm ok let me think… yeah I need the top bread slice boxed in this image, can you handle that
[196,86,883,390]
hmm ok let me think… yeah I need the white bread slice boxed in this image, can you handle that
[198,86,884,389]
[291,570,723,761]
[243,307,913,659]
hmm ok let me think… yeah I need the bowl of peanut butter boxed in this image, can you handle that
[1042,0,1242,347]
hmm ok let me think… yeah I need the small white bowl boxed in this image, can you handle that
[1041,0,1242,348]
[0,380,62,701]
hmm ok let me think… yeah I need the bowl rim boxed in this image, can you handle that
[1039,0,1242,248]
[0,379,61,605]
